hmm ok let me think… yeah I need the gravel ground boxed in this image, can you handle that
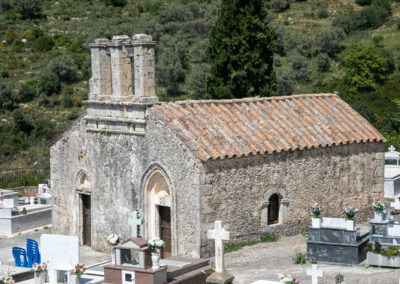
[225,234,400,284]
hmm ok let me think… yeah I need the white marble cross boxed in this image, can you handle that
[307,264,323,284]
[389,145,396,152]
[128,211,142,238]
[391,198,400,210]
[207,220,230,273]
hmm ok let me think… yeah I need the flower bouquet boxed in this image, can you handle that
[31,262,47,273]
[148,237,166,251]
[106,233,121,246]
[372,201,385,212]
[70,264,87,278]
[278,274,300,284]
[343,207,358,219]
[309,203,323,218]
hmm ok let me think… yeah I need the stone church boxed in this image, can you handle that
[51,34,386,258]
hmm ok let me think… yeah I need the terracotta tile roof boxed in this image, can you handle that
[151,94,386,161]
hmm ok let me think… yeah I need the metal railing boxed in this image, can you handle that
[0,168,50,189]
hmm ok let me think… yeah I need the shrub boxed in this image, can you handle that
[332,13,356,34]
[355,5,390,29]
[185,63,210,99]
[103,0,127,7]
[343,44,393,92]
[62,96,74,108]
[317,5,329,19]
[13,110,33,134]
[36,35,55,52]
[18,83,37,102]
[315,53,330,72]
[276,67,295,96]
[47,56,79,82]
[13,0,42,19]
[270,0,290,12]
[315,28,345,57]
[289,53,311,82]
[293,252,307,264]
[356,0,371,5]
[37,70,61,95]
[0,80,15,110]
[55,36,71,46]
[32,27,44,38]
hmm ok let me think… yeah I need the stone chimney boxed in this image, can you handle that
[85,34,158,135]
[132,34,157,102]
[89,38,111,101]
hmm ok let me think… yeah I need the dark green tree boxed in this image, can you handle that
[207,0,276,99]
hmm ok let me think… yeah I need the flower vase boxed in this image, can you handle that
[30,196,35,205]
[312,217,321,228]
[151,252,160,269]
[111,247,115,265]
[34,272,45,284]
[374,211,384,222]
[345,219,355,231]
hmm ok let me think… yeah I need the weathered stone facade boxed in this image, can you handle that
[199,142,384,256]
[51,34,386,258]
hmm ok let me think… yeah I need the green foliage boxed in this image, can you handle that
[224,234,278,253]
[103,0,127,7]
[207,0,276,99]
[382,246,400,256]
[315,28,345,57]
[270,0,290,12]
[276,67,295,96]
[185,63,210,99]
[13,0,42,19]
[0,79,15,110]
[18,83,37,103]
[36,35,55,52]
[332,13,356,34]
[62,95,74,108]
[356,0,371,5]
[32,27,44,38]
[47,56,79,82]
[13,109,33,134]
[289,53,311,82]
[317,5,328,19]
[350,101,376,124]
[343,44,393,92]
[315,53,330,72]
[37,70,61,96]
[293,252,307,264]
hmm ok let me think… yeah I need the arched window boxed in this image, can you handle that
[268,194,281,225]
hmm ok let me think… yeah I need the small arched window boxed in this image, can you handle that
[268,194,280,225]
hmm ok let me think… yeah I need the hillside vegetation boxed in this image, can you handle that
[0,0,399,169]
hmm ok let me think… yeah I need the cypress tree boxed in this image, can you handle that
[207,0,276,99]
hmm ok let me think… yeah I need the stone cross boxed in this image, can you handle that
[391,198,400,210]
[128,211,142,238]
[207,220,230,273]
[307,264,323,284]
[389,145,396,152]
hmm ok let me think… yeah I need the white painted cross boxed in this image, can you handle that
[128,211,142,238]
[307,264,323,284]
[207,220,230,273]
[391,198,400,210]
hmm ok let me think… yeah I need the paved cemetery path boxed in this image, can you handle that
[0,228,108,266]
[225,234,400,284]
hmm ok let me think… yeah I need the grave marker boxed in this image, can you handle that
[128,211,142,238]
[307,264,323,284]
[391,198,400,210]
[206,221,234,284]
[207,220,230,273]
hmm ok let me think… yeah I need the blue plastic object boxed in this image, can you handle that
[26,238,41,267]
[12,247,28,267]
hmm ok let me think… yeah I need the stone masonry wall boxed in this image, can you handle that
[50,110,204,257]
[199,142,385,256]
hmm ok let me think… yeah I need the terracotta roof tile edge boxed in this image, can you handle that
[174,93,337,105]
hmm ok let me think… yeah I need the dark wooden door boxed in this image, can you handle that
[82,194,91,246]
[159,206,171,258]
[268,194,279,225]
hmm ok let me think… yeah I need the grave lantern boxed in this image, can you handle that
[113,238,152,269]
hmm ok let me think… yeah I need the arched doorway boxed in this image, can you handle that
[76,171,91,246]
[268,194,281,225]
[146,171,172,257]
